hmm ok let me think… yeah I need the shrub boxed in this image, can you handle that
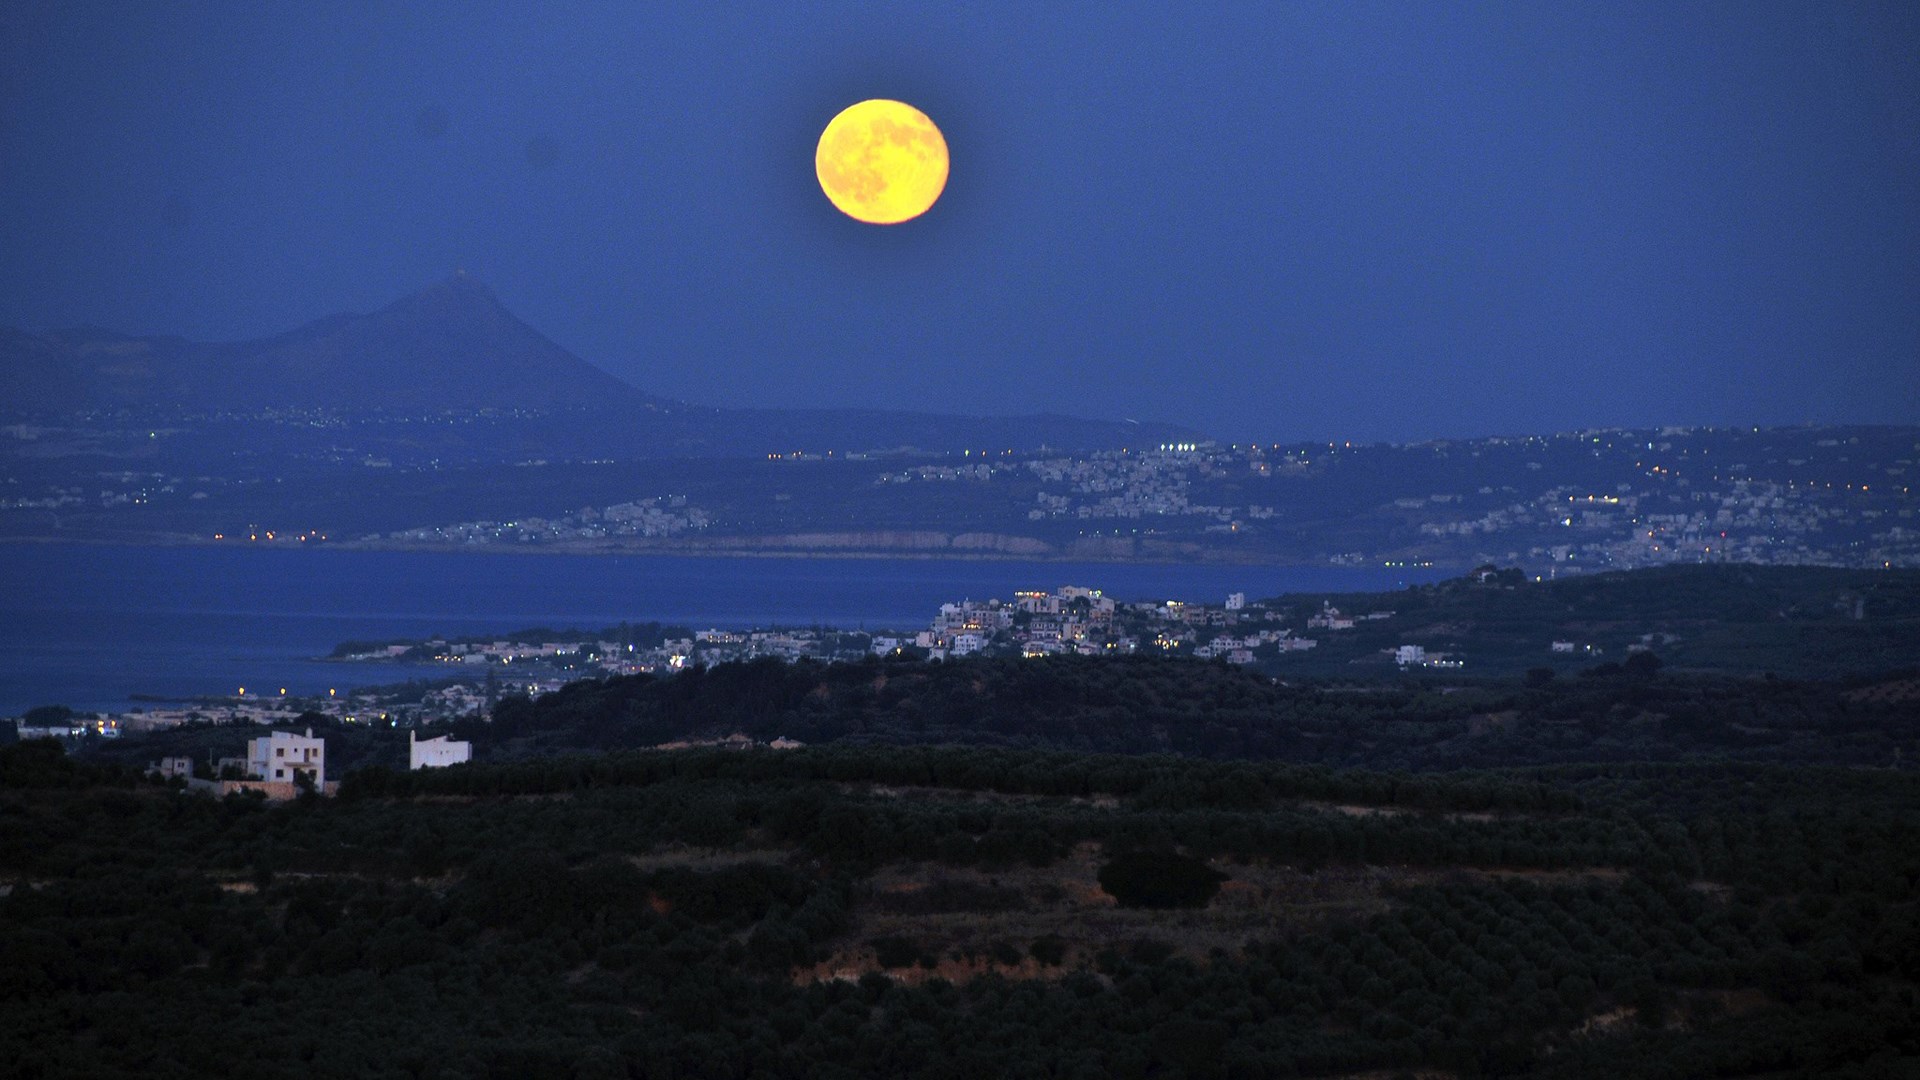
[872,935,919,969]
[1097,851,1227,909]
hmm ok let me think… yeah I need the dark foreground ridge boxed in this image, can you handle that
[288,646,1920,772]
[4,735,1917,1078]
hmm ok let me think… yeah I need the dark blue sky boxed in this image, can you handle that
[3,2,1915,442]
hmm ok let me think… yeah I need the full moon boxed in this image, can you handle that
[815,99,949,225]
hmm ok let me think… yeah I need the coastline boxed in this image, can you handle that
[0,532,1425,571]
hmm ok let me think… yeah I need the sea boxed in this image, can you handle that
[0,544,1446,716]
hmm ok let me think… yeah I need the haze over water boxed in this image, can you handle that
[0,545,1443,716]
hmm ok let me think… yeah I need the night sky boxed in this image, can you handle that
[2,2,1915,443]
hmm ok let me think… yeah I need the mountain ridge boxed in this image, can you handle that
[0,276,1198,455]
[2,275,664,414]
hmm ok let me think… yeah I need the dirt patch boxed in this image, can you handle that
[1310,1072,1456,1080]
[1326,803,1403,818]
[1847,678,1920,705]
[1312,802,1502,823]
[625,847,797,871]
[1576,1006,1638,1035]
[850,783,1121,810]
[1476,866,1627,884]
[800,848,1413,986]
[1467,710,1520,736]
[1711,987,1771,1016]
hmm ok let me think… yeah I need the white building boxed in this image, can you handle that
[1395,645,1427,667]
[409,730,473,770]
[246,728,325,785]
[1309,604,1356,630]
[950,632,985,656]
[1225,592,1245,611]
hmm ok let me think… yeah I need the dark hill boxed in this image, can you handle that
[1254,563,1920,679]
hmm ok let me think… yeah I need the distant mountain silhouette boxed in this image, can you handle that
[1,275,662,413]
[0,277,1198,454]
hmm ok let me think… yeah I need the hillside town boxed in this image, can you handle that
[319,427,1917,570]
[331,582,1337,682]
[379,495,712,547]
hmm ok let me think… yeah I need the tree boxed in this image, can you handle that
[0,738,81,787]
[22,705,76,727]
[1097,851,1227,909]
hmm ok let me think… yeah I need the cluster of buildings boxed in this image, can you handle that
[1417,477,1919,572]
[818,431,1919,571]
[146,727,471,800]
[1021,445,1277,532]
[14,714,120,740]
[0,466,204,514]
[377,495,710,547]
[319,584,1447,702]
[1408,434,1917,572]
[1391,644,1462,670]
[871,585,1321,664]
[310,585,1342,718]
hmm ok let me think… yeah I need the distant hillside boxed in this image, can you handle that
[1254,563,1920,679]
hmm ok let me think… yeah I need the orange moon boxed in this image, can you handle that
[815,99,949,225]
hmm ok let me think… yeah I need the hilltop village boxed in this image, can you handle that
[19,583,1426,740]
[338,582,1459,715]
[325,581,1365,719]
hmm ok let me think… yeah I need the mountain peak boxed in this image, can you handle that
[381,272,502,318]
[1,278,664,415]
[435,270,495,300]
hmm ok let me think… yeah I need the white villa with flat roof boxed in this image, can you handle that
[246,728,324,786]
[409,730,472,770]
